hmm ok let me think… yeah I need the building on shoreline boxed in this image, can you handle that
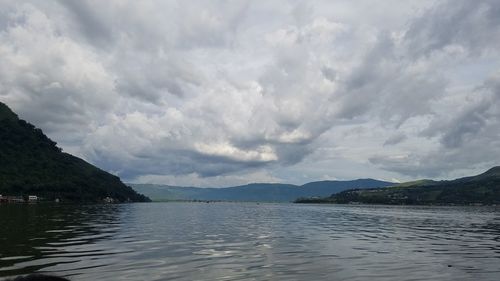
[0,195,25,203]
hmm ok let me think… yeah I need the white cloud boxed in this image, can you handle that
[1,0,499,186]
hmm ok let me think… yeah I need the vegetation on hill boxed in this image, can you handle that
[295,167,500,205]
[0,102,150,202]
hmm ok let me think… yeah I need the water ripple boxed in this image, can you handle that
[1,203,499,281]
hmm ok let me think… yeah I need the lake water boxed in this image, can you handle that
[0,203,499,281]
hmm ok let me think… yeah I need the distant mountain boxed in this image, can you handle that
[0,102,150,202]
[130,179,394,202]
[296,167,500,205]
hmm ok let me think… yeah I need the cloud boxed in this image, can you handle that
[368,1,500,178]
[404,0,500,57]
[383,133,407,146]
[57,0,114,47]
[1,0,499,185]
[0,3,116,146]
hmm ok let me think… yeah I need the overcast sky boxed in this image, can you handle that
[1,0,499,187]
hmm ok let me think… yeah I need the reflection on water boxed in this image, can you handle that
[0,204,126,278]
[0,203,499,281]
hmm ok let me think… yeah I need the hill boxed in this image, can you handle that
[296,167,500,205]
[130,179,394,202]
[0,102,150,202]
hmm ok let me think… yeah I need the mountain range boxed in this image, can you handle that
[130,179,394,202]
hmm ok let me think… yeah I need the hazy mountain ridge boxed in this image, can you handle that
[130,179,394,202]
[296,167,500,205]
[0,102,150,202]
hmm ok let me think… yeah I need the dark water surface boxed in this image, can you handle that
[0,203,499,281]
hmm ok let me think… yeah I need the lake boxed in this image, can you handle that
[0,203,499,281]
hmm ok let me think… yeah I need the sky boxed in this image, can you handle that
[1,0,499,187]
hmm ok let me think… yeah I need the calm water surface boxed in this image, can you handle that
[0,203,499,281]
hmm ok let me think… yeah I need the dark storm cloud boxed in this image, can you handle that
[440,107,488,149]
[366,0,500,177]
[373,74,500,177]
[90,147,273,179]
[383,133,407,146]
[430,75,500,148]
[114,56,201,102]
[57,0,114,47]
[405,0,500,56]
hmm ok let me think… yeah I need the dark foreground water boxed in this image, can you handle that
[0,203,499,281]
